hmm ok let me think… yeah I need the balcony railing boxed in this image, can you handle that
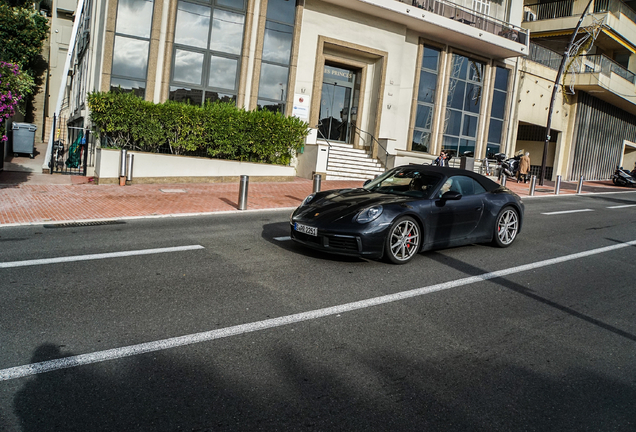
[579,54,636,83]
[524,0,636,25]
[396,0,528,45]
[528,42,562,69]
[527,44,635,84]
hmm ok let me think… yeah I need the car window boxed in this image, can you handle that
[364,168,442,198]
[438,175,487,197]
[454,176,487,196]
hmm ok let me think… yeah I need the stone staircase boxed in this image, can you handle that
[325,142,386,181]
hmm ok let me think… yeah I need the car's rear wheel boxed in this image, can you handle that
[493,206,519,248]
[384,216,420,264]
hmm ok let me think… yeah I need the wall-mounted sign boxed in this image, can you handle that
[292,94,310,120]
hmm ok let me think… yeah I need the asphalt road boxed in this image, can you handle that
[1,192,635,431]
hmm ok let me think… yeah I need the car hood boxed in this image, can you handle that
[293,188,413,223]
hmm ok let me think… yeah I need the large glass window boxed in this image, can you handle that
[486,66,509,159]
[169,0,246,105]
[442,54,485,157]
[412,45,441,153]
[256,0,295,113]
[110,0,154,97]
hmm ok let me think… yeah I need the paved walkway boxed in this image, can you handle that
[1,147,634,226]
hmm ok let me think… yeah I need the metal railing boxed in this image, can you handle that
[579,54,636,83]
[528,43,562,70]
[525,0,636,25]
[395,0,528,45]
[594,0,636,23]
[352,125,390,168]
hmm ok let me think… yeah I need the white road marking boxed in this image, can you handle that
[0,245,205,269]
[541,209,594,215]
[274,236,291,241]
[607,204,636,209]
[1,239,635,382]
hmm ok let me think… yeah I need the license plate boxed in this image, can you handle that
[294,223,317,236]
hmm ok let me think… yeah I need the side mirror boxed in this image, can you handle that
[441,191,462,200]
[363,179,372,186]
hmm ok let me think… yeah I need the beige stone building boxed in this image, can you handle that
[53,0,531,179]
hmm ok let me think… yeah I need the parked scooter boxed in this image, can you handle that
[612,167,636,188]
[494,153,521,180]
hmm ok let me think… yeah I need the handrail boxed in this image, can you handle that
[525,0,636,25]
[352,124,390,168]
[315,122,333,170]
[396,0,528,45]
[528,42,562,70]
[579,54,636,83]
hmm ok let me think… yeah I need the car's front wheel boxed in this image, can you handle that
[493,206,519,248]
[384,216,420,264]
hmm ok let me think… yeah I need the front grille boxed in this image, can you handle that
[326,235,358,251]
[293,230,322,245]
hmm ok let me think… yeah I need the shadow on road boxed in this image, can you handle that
[9,337,635,431]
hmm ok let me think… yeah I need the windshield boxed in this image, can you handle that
[363,167,443,198]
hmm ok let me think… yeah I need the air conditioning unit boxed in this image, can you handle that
[524,10,537,21]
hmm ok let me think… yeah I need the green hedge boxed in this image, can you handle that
[87,91,309,165]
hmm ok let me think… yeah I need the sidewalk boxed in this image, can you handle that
[1,150,634,226]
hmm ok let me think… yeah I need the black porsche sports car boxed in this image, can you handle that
[290,165,524,264]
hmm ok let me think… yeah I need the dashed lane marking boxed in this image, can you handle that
[0,245,205,269]
[541,209,593,215]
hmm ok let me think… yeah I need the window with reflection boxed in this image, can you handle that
[486,66,509,159]
[256,0,296,113]
[110,0,154,97]
[169,0,246,105]
[412,45,441,153]
[442,54,484,158]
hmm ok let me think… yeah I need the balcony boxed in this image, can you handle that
[524,0,636,25]
[318,0,528,58]
[396,0,528,45]
[527,42,636,114]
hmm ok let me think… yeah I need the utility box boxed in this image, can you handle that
[11,123,37,158]
[460,156,474,172]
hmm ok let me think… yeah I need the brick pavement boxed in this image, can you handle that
[0,170,633,226]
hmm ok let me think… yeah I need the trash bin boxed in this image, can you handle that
[12,122,37,158]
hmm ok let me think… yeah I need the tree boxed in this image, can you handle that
[0,3,48,81]
[0,61,33,141]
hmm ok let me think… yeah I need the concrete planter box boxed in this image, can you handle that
[94,148,296,184]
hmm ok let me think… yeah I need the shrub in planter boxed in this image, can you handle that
[87,92,308,164]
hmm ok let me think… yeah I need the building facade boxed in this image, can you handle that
[520,0,636,181]
[55,0,529,179]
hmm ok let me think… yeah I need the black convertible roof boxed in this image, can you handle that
[398,164,501,192]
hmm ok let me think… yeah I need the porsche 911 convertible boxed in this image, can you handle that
[290,165,524,264]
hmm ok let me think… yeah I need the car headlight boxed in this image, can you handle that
[301,193,316,207]
[356,205,383,223]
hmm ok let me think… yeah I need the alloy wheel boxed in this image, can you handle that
[496,208,518,246]
[387,217,420,263]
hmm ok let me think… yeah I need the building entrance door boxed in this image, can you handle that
[318,65,358,143]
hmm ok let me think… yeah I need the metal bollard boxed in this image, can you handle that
[119,149,127,177]
[501,174,507,187]
[119,149,127,186]
[313,173,322,193]
[554,175,562,195]
[576,175,584,194]
[529,175,537,196]
[238,175,249,210]
[126,153,134,183]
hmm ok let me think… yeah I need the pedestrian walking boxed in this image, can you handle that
[518,152,531,183]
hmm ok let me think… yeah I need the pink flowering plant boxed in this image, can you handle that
[0,61,34,142]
